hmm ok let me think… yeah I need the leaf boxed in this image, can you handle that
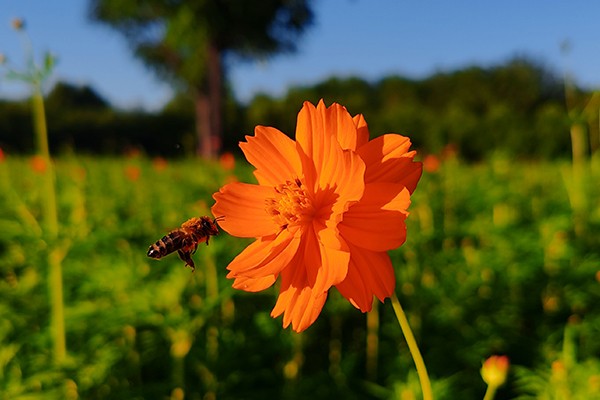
[43,52,56,75]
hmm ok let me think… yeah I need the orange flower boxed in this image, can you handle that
[124,165,140,181]
[30,155,47,173]
[219,152,236,171]
[423,154,441,173]
[212,100,422,332]
[152,156,168,171]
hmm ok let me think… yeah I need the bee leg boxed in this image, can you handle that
[177,250,196,272]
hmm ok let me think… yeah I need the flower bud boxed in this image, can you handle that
[11,18,25,31]
[481,355,510,388]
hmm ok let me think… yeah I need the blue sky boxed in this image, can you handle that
[1,0,598,110]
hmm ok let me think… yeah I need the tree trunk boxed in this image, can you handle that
[193,41,223,159]
[208,41,222,155]
[194,91,213,158]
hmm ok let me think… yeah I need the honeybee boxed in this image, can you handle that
[147,216,224,271]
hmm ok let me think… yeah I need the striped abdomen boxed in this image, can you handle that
[147,230,185,259]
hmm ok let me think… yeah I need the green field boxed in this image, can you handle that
[1,154,599,399]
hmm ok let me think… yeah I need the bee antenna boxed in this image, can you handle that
[214,215,225,222]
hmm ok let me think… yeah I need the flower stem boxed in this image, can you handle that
[203,247,219,363]
[390,292,433,400]
[366,297,379,381]
[482,385,497,400]
[33,87,65,364]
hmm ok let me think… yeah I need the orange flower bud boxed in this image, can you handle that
[551,360,567,381]
[11,18,25,31]
[481,355,510,388]
[30,155,47,173]
[124,165,140,181]
[152,156,168,171]
[423,154,441,173]
[219,152,235,171]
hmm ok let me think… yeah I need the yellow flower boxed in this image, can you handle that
[212,100,422,332]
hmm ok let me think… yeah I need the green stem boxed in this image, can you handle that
[49,247,66,363]
[366,298,379,381]
[390,292,433,400]
[32,88,65,363]
[32,90,58,236]
[203,247,219,363]
[482,385,497,400]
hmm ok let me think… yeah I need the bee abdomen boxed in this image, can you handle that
[147,231,182,259]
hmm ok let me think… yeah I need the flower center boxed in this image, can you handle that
[265,178,313,230]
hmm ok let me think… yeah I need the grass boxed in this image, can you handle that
[0,153,599,399]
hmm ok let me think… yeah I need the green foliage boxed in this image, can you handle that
[87,0,315,157]
[0,100,33,152]
[243,58,574,161]
[45,82,109,112]
[88,0,314,85]
[0,153,598,399]
[514,324,600,399]
[0,57,592,160]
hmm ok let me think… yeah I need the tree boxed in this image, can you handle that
[89,0,314,158]
[46,81,110,111]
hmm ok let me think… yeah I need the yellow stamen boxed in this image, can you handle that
[265,179,313,230]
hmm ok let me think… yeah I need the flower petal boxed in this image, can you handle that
[304,225,350,294]
[232,274,277,292]
[336,247,395,312]
[326,146,366,217]
[240,126,302,186]
[297,131,365,227]
[212,182,279,238]
[294,101,324,173]
[226,231,301,279]
[294,101,330,193]
[352,113,370,150]
[314,242,350,295]
[323,102,363,151]
[270,253,329,332]
[339,183,410,252]
[295,101,366,203]
[358,134,423,192]
[301,225,321,287]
